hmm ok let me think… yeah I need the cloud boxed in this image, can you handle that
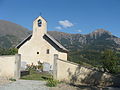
[58,20,74,28]
[77,29,82,33]
[55,26,62,30]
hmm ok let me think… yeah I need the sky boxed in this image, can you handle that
[0,0,120,37]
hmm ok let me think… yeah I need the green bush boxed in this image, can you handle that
[46,78,59,87]
[101,50,119,73]
[9,78,16,81]
[0,48,18,55]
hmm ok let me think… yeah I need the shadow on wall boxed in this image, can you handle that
[67,65,119,87]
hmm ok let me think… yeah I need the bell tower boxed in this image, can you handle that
[32,16,47,39]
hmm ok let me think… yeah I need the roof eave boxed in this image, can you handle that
[45,33,68,52]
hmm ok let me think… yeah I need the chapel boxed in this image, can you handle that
[16,16,68,70]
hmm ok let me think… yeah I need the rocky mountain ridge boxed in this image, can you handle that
[0,19,120,51]
[48,29,120,51]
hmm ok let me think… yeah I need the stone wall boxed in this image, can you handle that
[0,54,21,79]
[53,54,115,86]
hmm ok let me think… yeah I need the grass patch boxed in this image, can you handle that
[21,70,60,87]
[21,70,52,81]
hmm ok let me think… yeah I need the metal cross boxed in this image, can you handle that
[40,12,42,16]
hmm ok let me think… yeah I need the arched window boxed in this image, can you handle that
[38,19,42,27]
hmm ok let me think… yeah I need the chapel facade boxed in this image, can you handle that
[16,16,68,70]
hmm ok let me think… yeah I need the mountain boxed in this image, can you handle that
[0,20,31,48]
[48,29,120,65]
[0,20,120,51]
[48,29,120,51]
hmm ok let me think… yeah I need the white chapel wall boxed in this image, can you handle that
[18,16,67,70]
[18,35,67,69]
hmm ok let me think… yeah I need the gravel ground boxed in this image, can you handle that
[50,83,120,90]
[0,79,120,90]
[0,77,10,85]
[50,83,78,90]
[0,80,49,90]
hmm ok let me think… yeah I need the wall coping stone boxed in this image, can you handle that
[57,58,107,73]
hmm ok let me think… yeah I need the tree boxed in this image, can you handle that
[0,48,18,55]
[101,50,119,73]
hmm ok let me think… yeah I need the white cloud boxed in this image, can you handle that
[55,26,62,30]
[77,29,82,33]
[58,20,74,28]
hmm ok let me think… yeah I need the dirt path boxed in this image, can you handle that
[0,79,120,90]
[0,77,10,85]
[50,83,120,90]
[0,80,49,90]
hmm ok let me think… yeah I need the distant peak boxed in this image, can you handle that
[92,29,111,35]
[87,29,112,39]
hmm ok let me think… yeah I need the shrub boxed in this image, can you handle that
[26,64,37,71]
[46,78,59,87]
[37,61,43,71]
[26,61,43,71]
[101,50,119,73]
[9,78,16,81]
[0,48,18,55]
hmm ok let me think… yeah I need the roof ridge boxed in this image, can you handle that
[16,33,68,52]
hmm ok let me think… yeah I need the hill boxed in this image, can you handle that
[0,20,31,48]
